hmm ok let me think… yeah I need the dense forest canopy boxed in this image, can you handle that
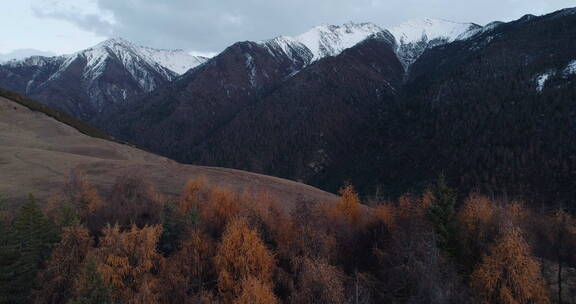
[1,171,574,303]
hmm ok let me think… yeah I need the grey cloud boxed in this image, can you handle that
[33,0,576,53]
[32,2,115,37]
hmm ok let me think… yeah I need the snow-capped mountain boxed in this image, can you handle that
[57,38,207,82]
[58,38,177,91]
[4,38,207,84]
[260,22,389,66]
[388,18,481,69]
[0,38,208,120]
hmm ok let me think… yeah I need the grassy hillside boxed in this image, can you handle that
[0,88,113,141]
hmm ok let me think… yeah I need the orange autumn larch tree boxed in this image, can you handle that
[202,188,242,237]
[471,227,549,304]
[214,217,275,303]
[457,193,498,268]
[333,183,361,226]
[95,224,164,304]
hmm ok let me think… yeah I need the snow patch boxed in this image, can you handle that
[553,8,576,18]
[456,21,504,40]
[533,61,576,92]
[535,71,553,92]
[563,60,576,75]
[245,53,257,87]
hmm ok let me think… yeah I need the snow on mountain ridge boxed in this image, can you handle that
[294,22,386,61]
[258,19,476,74]
[141,48,207,75]
[0,37,210,118]
[261,36,314,65]
[456,21,504,40]
[86,38,207,76]
[388,18,480,70]
[389,18,480,45]
[73,38,177,88]
[0,49,56,63]
[5,37,207,77]
[260,22,387,64]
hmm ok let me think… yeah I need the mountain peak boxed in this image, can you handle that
[261,22,387,63]
[81,37,207,75]
[93,37,139,51]
[389,18,480,45]
[387,18,480,70]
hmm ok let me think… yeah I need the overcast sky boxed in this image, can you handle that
[1,0,574,56]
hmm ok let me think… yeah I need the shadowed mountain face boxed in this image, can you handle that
[100,40,314,157]
[102,33,402,183]
[104,9,576,208]
[188,37,403,183]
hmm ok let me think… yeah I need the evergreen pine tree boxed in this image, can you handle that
[157,203,185,256]
[0,195,16,303]
[1,195,59,303]
[426,175,460,260]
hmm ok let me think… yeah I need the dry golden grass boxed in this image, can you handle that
[0,96,336,208]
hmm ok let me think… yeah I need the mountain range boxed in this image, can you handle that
[0,18,477,121]
[1,8,575,207]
